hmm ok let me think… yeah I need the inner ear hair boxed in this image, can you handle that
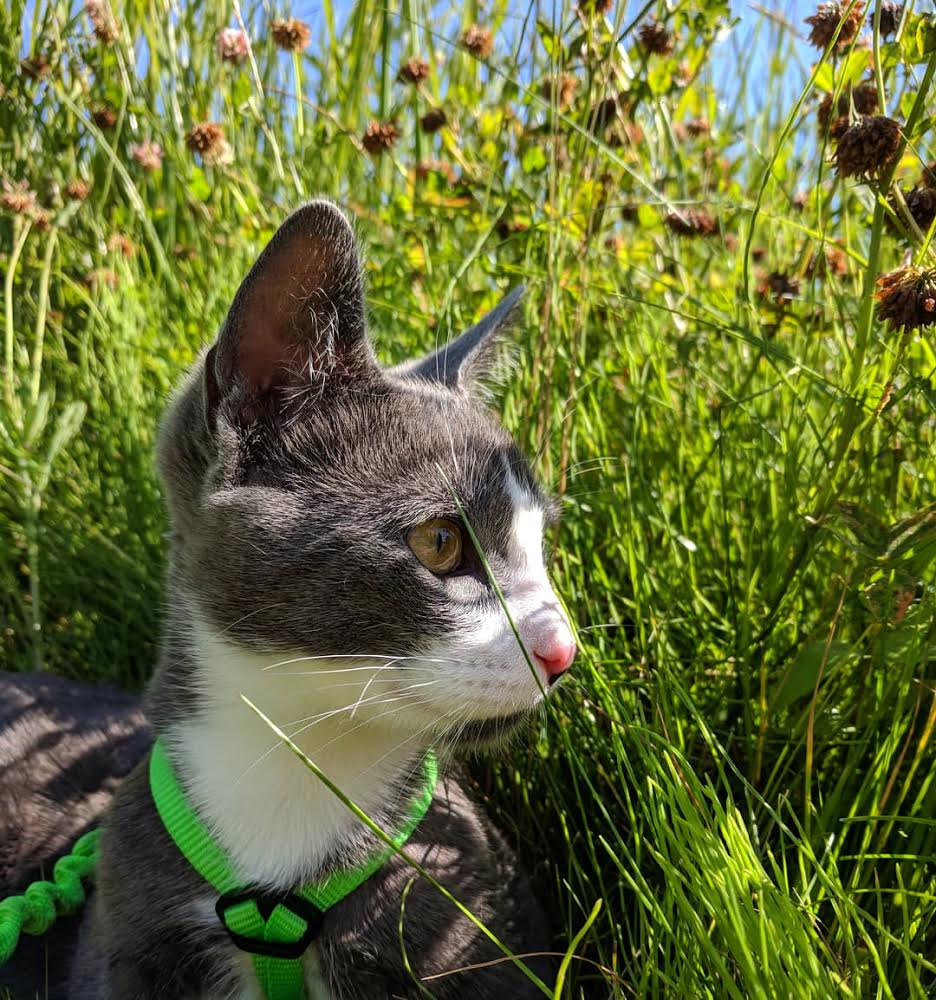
[206,201,374,427]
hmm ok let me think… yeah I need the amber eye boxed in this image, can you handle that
[408,518,463,575]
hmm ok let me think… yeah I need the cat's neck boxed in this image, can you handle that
[158,615,430,889]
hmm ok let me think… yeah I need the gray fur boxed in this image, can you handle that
[1,201,557,998]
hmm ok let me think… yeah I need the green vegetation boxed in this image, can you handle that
[2,0,935,995]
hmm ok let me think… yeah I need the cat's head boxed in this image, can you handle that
[157,201,575,747]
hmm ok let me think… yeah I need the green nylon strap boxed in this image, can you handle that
[0,828,100,965]
[149,738,437,1000]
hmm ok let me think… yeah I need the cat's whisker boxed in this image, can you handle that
[239,690,429,780]
[260,653,463,673]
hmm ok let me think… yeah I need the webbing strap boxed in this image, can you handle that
[149,739,437,999]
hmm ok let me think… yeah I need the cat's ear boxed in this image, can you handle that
[392,286,524,392]
[205,200,374,425]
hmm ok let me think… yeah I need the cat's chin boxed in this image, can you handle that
[442,708,534,750]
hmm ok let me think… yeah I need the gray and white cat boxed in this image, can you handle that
[0,201,575,999]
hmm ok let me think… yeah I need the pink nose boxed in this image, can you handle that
[533,638,577,685]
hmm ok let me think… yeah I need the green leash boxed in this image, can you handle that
[149,739,438,1000]
[0,827,100,964]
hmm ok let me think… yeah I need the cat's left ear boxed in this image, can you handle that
[391,286,524,392]
[206,200,375,426]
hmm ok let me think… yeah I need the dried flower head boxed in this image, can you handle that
[91,105,117,130]
[578,0,613,17]
[888,186,936,235]
[876,2,903,37]
[461,24,494,59]
[817,82,878,132]
[664,208,717,237]
[685,116,711,138]
[20,56,51,80]
[758,270,800,304]
[835,115,901,180]
[419,108,447,133]
[64,178,91,201]
[269,18,311,52]
[875,266,936,330]
[921,161,936,190]
[85,0,119,44]
[590,96,619,132]
[805,2,865,51]
[751,246,767,262]
[84,268,119,290]
[540,73,578,111]
[362,120,399,155]
[415,159,456,183]
[131,141,163,172]
[217,27,249,63]
[621,202,639,223]
[638,19,674,55]
[807,243,848,278]
[107,233,135,257]
[186,123,232,166]
[0,179,40,218]
[398,56,430,84]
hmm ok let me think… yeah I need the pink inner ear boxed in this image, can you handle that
[236,232,334,393]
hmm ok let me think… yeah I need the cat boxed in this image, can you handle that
[1,200,576,999]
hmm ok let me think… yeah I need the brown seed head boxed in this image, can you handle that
[415,160,456,183]
[621,202,639,223]
[107,233,135,258]
[805,2,865,51]
[419,108,447,134]
[921,161,936,190]
[64,178,91,201]
[84,268,119,290]
[362,120,399,155]
[461,24,494,59]
[888,186,936,235]
[398,56,430,84]
[758,270,800,304]
[20,56,52,80]
[835,115,901,180]
[876,2,903,37]
[540,73,578,111]
[817,82,878,132]
[91,105,117,130]
[217,27,250,63]
[85,0,119,44]
[577,0,613,17]
[875,266,936,330]
[590,96,619,132]
[664,208,717,237]
[0,179,40,218]
[686,116,711,138]
[186,122,224,154]
[638,19,674,55]
[806,243,848,279]
[131,141,163,172]
[269,18,311,52]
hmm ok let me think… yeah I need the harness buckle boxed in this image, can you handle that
[215,888,325,960]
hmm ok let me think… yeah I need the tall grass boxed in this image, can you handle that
[2,0,935,995]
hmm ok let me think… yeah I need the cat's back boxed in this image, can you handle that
[0,671,150,1000]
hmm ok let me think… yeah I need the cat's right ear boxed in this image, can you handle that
[204,200,374,428]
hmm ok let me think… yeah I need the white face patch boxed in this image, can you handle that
[400,464,575,725]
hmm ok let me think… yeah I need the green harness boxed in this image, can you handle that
[0,740,438,1000]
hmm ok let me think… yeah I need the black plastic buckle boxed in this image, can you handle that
[215,888,325,960]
